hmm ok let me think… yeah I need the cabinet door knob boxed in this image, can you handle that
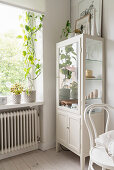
[67,127,69,129]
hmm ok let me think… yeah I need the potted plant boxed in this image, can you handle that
[10,83,23,104]
[70,81,78,99]
[59,44,77,101]
[18,11,44,103]
[61,20,74,39]
[59,45,73,100]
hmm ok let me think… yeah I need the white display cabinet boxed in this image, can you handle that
[56,34,105,170]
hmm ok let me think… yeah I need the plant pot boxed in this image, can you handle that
[12,94,21,104]
[70,89,78,99]
[23,90,36,103]
[68,33,75,39]
[59,88,70,100]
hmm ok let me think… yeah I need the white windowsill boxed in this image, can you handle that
[0,101,43,111]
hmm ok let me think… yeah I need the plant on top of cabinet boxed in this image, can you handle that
[60,20,72,39]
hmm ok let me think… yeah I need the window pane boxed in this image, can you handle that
[0,4,43,103]
[0,4,27,96]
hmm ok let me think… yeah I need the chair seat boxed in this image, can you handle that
[90,146,114,169]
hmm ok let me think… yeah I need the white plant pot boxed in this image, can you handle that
[0,96,7,105]
[13,94,21,104]
[68,33,75,39]
[23,90,36,103]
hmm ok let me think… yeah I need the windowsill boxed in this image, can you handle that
[0,101,43,111]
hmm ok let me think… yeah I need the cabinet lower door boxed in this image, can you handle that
[68,116,80,153]
[57,113,67,145]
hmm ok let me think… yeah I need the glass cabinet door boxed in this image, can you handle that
[85,38,103,109]
[58,42,79,110]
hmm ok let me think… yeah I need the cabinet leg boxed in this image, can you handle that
[56,142,61,152]
[80,156,85,170]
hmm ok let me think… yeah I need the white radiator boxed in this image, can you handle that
[0,108,40,160]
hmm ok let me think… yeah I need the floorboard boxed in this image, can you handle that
[0,148,101,170]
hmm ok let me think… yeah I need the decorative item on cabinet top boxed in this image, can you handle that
[77,0,102,36]
[60,20,73,39]
[75,14,91,35]
[61,20,80,40]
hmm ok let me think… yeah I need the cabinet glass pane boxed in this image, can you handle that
[85,38,103,110]
[59,43,78,109]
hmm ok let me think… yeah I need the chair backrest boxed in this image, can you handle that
[84,104,113,149]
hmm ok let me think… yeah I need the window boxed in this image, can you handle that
[0,4,43,103]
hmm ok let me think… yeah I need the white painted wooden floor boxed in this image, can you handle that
[0,149,101,170]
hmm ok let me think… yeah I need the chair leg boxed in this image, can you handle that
[88,160,94,170]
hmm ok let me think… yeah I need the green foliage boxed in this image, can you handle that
[17,35,23,38]
[59,44,76,80]
[0,32,27,95]
[10,83,23,95]
[61,20,71,39]
[18,11,44,89]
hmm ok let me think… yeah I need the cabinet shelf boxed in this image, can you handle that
[86,59,102,62]
[86,78,102,80]
[86,98,101,101]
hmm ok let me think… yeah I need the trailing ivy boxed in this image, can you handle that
[18,11,44,89]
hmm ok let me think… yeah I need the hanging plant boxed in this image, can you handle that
[17,11,44,90]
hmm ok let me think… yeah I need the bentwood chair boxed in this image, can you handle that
[84,104,114,170]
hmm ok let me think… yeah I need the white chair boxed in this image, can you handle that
[84,104,114,170]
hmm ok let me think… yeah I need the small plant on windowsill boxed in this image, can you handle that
[10,83,23,104]
[17,11,44,103]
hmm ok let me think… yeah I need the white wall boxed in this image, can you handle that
[71,0,78,31]
[102,0,114,130]
[41,0,70,150]
[0,0,70,150]
[71,0,114,130]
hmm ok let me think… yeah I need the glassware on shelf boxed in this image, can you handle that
[85,38,103,106]
[86,59,102,62]
[85,89,100,100]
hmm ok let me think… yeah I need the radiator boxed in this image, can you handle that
[0,108,40,160]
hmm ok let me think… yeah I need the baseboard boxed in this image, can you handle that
[39,141,56,151]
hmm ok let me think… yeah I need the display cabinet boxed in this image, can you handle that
[56,34,105,170]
